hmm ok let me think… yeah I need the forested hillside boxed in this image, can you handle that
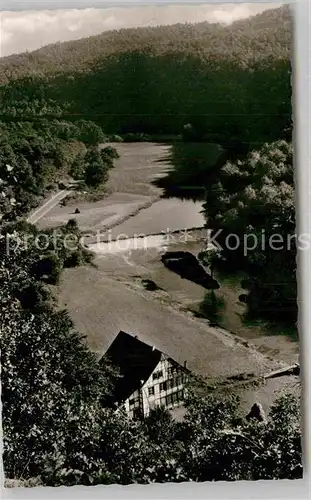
[0,6,291,79]
[0,117,118,219]
[0,6,291,142]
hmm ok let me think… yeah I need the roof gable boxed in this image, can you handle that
[100,331,162,403]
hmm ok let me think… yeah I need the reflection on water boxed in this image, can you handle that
[153,142,224,199]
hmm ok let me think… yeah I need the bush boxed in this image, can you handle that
[76,120,106,146]
[101,146,120,160]
[83,147,114,188]
[123,132,150,142]
[109,134,123,143]
[199,290,225,324]
[32,254,62,285]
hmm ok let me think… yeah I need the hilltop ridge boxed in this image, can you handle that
[0,5,291,81]
[0,5,292,141]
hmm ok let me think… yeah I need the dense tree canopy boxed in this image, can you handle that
[0,7,291,82]
[200,140,296,323]
[159,138,295,325]
[0,6,291,142]
[0,117,117,219]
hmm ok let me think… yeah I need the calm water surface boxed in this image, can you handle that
[107,197,205,240]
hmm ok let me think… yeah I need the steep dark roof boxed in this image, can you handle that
[100,331,163,404]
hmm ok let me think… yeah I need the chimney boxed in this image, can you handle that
[184,360,187,369]
[152,346,155,351]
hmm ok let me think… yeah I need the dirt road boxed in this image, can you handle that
[27,189,71,224]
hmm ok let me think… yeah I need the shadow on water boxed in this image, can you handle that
[152,141,224,201]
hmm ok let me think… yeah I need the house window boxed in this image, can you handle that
[148,386,155,396]
[167,378,174,390]
[159,381,167,392]
[133,408,143,420]
[165,389,185,407]
[167,377,183,390]
[172,391,178,404]
[129,393,140,407]
[178,389,184,401]
[152,370,163,380]
[166,393,173,406]
[168,366,178,377]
